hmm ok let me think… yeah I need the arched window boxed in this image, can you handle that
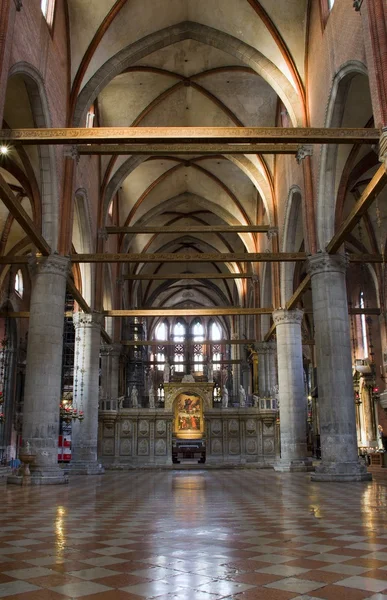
[211,321,222,370]
[211,322,222,341]
[14,270,23,298]
[41,0,55,26]
[155,322,167,371]
[155,322,167,341]
[173,322,186,372]
[192,321,204,372]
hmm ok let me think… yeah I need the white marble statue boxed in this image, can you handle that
[163,357,170,383]
[252,394,259,408]
[239,384,246,407]
[222,386,229,408]
[131,385,138,408]
[207,359,214,383]
[182,371,195,383]
[149,387,155,409]
[118,396,124,410]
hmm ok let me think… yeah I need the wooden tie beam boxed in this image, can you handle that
[0,127,380,145]
[124,273,255,280]
[77,143,300,155]
[121,339,256,346]
[106,225,274,234]
[0,252,383,266]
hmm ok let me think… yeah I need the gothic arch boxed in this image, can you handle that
[7,62,60,249]
[317,60,370,249]
[73,21,303,128]
[280,186,303,306]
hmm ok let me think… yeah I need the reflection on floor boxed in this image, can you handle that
[0,470,387,599]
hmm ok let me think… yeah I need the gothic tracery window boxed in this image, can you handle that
[155,322,167,371]
[192,321,204,372]
[173,322,186,372]
[211,321,222,370]
[14,270,23,298]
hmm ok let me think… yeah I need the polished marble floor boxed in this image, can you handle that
[1,469,387,599]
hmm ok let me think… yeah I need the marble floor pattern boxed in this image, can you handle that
[1,470,387,599]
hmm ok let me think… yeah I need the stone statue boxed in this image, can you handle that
[252,394,259,408]
[149,387,155,409]
[182,371,195,383]
[207,359,213,383]
[163,357,170,383]
[222,385,229,408]
[221,366,228,388]
[131,385,138,408]
[118,396,124,410]
[239,384,246,407]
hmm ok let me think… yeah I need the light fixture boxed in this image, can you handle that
[0,145,9,156]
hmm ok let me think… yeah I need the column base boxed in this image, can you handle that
[70,461,105,475]
[8,467,69,485]
[311,460,372,482]
[274,458,314,472]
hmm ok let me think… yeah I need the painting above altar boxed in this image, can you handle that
[174,392,204,439]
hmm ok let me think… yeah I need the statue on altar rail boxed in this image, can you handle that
[163,357,170,383]
[239,384,246,407]
[131,385,138,408]
[222,385,229,408]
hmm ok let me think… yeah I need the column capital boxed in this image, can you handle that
[73,311,103,330]
[273,308,303,326]
[307,252,347,276]
[28,253,70,279]
[100,343,121,357]
[380,128,387,171]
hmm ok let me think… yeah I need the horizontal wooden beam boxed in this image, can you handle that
[0,173,50,255]
[147,359,241,365]
[0,307,379,319]
[71,252,308,263]
[0,126,380,145]
[106,225,274,234]
[124,273,255,280]
[104,308,272,317]
[0,252,383,266]
[78,143,300,155]
[121,339,256,346]
[327,165,387,254]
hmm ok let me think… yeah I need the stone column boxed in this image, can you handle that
[71,312,104,475]
[15,254,70,485]
[307,253,371,481]
[256,342,277,397]
[273,309,312,472]
[109,344,121,404]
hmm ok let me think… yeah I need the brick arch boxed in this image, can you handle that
[7,62,60,249]
[74,21,303,128]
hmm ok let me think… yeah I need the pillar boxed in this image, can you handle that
[109,344,121,404]
[256,342,277,397]
[71,312,104,475]
[273,309,313,472]
[307,253,371,481]
[15,254,69,484]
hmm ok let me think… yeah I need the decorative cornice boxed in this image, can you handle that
[273,308,303,326]
[28,253,70,279]
[73,311,103,329]
[380,128,387,171]
[307,252,348,277]
[64,145,80,164]
[296,145,313,164]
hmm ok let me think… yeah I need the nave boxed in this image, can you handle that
[1,470,387,599]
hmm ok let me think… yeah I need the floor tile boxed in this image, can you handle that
[333,576,387,592]
[68,567,120,580]
[264,577,326,594]
[49,581,113,597]
[0,580,40,597]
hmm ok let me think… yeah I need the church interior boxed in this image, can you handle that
[1,0,387,598]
